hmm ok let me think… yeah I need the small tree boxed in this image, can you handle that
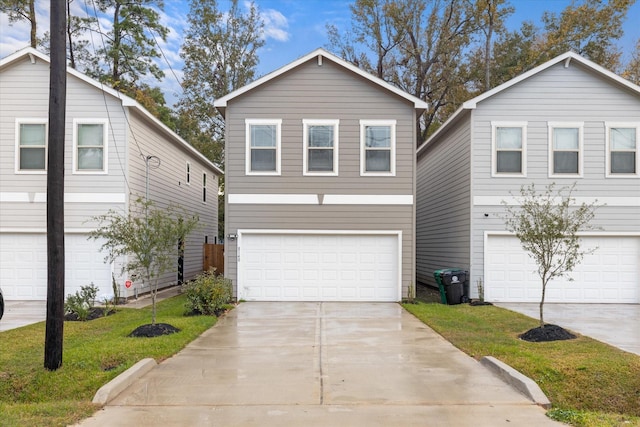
[503,183,599,328]
[89,198,199,324]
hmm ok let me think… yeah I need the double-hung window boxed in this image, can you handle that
[360,120,396,176]
[303,119,339,175]
[16,119,47,173]
[246,119,281,175]
[73,119,108,173]
[549,122,583,177]
[492,122,526,176]
[606,123,638,177]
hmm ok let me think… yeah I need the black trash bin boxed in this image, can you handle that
[437,269,468,305]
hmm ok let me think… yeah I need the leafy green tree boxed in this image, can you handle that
[540,0,633,71]
[87,0,168,94]
[327,0,480,144]
[503,184,599,328]
[176,0,264,166]
[89,199,199,324]
[0,0,36,47]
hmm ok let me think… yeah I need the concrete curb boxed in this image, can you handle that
[480,356,552,409]
[92,358,157,405]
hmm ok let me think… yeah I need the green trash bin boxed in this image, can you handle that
[434,268,468,305]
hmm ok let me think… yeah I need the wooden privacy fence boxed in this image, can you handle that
[203,244,224,275]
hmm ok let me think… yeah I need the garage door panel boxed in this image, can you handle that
[486,235,639,303]
[240,233,399,302]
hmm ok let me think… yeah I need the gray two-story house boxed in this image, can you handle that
[417,51,640,304]
[0,48,222,301]
[215,48,427,301]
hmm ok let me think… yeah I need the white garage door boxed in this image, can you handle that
[0,233,112,300]
[486,235,640,303]
[239,232,400,301]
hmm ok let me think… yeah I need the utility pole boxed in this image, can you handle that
[44,0,67,371]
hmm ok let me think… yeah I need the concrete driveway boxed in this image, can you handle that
[497,303,640,356]
[77,302,559,426]
[0,300,46,332]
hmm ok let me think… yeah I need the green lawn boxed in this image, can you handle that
[0,294,219,427]
[403,301,640,427]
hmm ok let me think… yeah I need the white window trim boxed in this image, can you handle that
[245,118,282,176]
[360,119,396,176]
[15,118,48,174]
[605,122,639,178]
[186,161,191,185]
[72,118,109,175]
[491,121,527,177]
[302,119,339,176]
[548,121,584,178]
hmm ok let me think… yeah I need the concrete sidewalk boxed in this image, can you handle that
[76,302,560,426]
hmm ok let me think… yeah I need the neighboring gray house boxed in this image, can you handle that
[416,51,640,304]
[0,48,222,301]
[214,48,427,302]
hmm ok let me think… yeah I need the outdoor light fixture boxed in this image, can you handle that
[227,234,237,241]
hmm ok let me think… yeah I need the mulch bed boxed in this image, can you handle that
[519,324,577,342]
[64,307,116,321]
[129,323,180,338]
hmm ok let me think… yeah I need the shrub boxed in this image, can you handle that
[64,283,99,321]
[182,270,233,316]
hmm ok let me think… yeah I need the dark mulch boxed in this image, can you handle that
[519,324,577,342]
[64,307,116,321]
[469,300,493,306]
[129,323,181,338]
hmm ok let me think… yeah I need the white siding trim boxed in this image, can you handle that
[72,118,109,175]
[302,119,340,176]
[245,119,282,176]
[323,194,413,205]
[605,122,640,178]
[228,194,413,205]
[0,228,105,233]
[474,195,640,207]
[0,192,126,203]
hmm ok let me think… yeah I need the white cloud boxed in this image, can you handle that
[261,8,289,42]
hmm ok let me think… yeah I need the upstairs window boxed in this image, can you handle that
[303,119,339,175]
[549,122,583,177]
[16,120,47,172]
[492,122,526,176]
[74,119,108,173]
[246,119,281,175]
[203,172,207,203]
[360,120,396,176]
[606,124,638,176]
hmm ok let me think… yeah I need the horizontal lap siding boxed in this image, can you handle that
[0,56,128,230]
[226,204,413,298]
[127,111,219,286]
[224,59,416,298]
[416,114,472,287]
[470,61,640,292]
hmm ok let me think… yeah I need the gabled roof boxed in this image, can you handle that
[417,51,640,157]
[214,48,429,114]
[0,47,223,175]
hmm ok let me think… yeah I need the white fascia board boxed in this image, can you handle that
[323,194,413,205]
[228,194,318,204]
[215,48,428,110]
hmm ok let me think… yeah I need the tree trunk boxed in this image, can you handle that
[44,0,67,371]
[539,278,547,328]
[29,0,36,48]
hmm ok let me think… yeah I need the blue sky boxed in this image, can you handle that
[1,0,638,106]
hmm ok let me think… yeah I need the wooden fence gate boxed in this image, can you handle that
[203,244,224,275]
